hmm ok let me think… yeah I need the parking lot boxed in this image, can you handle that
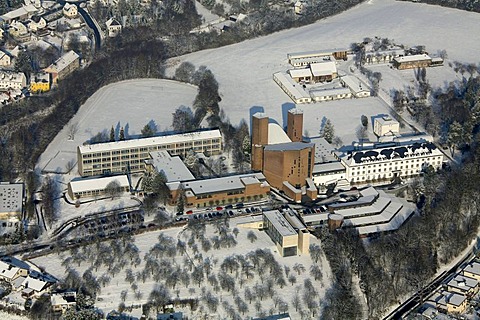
[175,204,263,223]
[80,210,144,238]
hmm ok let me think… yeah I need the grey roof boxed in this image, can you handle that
[264,142,314,152]
[447,274,478,291]
[263,210,297,237]
[284,209,306,231]
[0,183,23,214]
[312,162,345,175]
[170,173,267,196]
[148,151,195,182]
[463,262,480,276]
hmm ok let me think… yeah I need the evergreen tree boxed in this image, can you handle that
[176,183,186,213]
[110,126,115,142]
[141,124,155,137]
[447,121,463,156]
[322,119,335,144]
[14,50,33,79]
[119,127,125,140]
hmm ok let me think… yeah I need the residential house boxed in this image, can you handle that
[446,274,479,298]
[0,260,28,283]
[0,71,27,90]
[9,21,30,41]
[429,290,468,314]
[462,261,480,281]
[0,50,12,66]
[105,18,122,37]
[28,16,46,32]
[393,54,432,70]
[63,3,78,18]
[51,291,76,314]
[30,73,50,93]
[44,50,80,84]
[0,4,38,24]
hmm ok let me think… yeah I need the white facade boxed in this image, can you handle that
[0,51,12,66]
[0,72,27,90]
[105,18,122,37]
[63,3,78,18]
[374,116,400,137]
[272,72,312,104]
[341,142,443,184]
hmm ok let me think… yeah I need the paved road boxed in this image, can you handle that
[384,248,476,319]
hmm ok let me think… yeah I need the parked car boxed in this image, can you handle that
[235,203,244,208]
[186,210,193,215]
[216,206,223,211]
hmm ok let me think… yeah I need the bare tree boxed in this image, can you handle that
[67,122,79,140]
[105,180,123,199]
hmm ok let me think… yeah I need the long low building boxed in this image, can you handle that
[273,72,312,104]
[168,172,270,208]
[77,129,222,176]
[67,175,130,199]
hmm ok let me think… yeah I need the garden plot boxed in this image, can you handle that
[31,217,331,319]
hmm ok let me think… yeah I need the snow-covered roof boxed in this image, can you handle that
[312,161,345,175]
[288,68,311,78]
[147,150,195,182]
[394,54,431,63]
[22,275,48,292]
[263,210,297,237]
[69,175,130,194]
[340,75,369,94]
[0,261,20,280]
[78,129,222,154]
[463,262,480,276]
[45,50,79,74]
[310,87,350,98]
[309,137,337,163]
[287,48,348,60]
[0,183,23,214]
[438,291,467,307]
[447,274,478,292]
[264,142,314,152]
[168,173,267,195]
[273,72,311,101]
[309,61,337,77]
[106,17,121,27]
[267,123,291,145]
[1,4,37,21]
[375,116,398,126]
[51,291,76,306]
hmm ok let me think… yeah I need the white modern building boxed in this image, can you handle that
[77,129,222,176]
[67,175,130,199]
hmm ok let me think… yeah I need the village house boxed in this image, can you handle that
[44,50,80,84]
[0,4,38,24]
[8,21,30,41]
[428,290,468,314]
[51,291,77,314]
[0,71,27,90]
[30,73,50,93]
[27,16,47,32]
[105,18,122,37]
[446,274,479,298]
[462,261,480,281]
[63,3,78,19]
[0,50,12,66]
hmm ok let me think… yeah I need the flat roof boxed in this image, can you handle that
[69,175,129,193]
[78,129,222,153]
[0,183,23,213]
[394,54,431,63]
[313,161,345,174]
[264,141,313,152]
[170,173,267,195]
[309,137,337,163]
[268,123,291,145]
[148,151,195,182]
[375,116,399,126]
[284,209,307,231]
[290,55,336,66]
[263,210,297,237]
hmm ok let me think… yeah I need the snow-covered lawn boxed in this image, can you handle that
[31,216,331,319]
[36,79,198,174]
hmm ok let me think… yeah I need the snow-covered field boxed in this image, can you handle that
[36,79,198,173]
[36,0,480,174]
[31,217,331,318]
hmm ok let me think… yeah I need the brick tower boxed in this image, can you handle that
[287,108,303,142]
